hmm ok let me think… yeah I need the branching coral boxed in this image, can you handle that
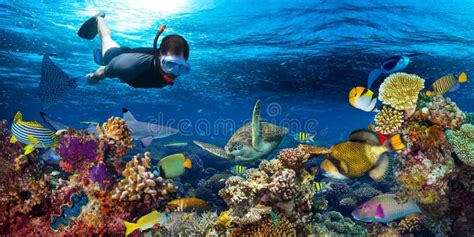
[378,72,425,110]
[446,124,474,167]
[277,148,310,172]
[112,152,176,201]
[96,117,134,158]
[269,169,297,201]
[228,213,296,237]
[398,214,422,234]
[375,106,404,135]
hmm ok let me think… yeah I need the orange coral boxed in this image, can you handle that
[96,117,134,157]
[277,148,310,172]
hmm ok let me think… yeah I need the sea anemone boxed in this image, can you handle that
[378,72,425,110]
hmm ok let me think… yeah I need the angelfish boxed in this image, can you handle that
[426,72,468,96]
[352,194,421,223]
[10,111,60,155]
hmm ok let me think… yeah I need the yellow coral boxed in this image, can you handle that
[378,73,425,110]
[228,214,296,237]
[398,215,422,234]
[112,152,176,201]
[375,106,404,135]
[96,117,134,150]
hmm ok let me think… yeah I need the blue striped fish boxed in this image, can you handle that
[426,72,467,96]
[293,132,315,144]
[10,111,59,155]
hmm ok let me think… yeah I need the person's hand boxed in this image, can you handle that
[86,73,99,84]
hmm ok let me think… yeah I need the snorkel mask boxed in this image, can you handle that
[153,25,190,83]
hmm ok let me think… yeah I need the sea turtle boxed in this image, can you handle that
[193,100,288,161]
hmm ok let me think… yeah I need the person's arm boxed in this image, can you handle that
[86,66,106,84]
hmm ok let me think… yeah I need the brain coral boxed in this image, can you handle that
[446,124,474,167]
[378,73,425,110]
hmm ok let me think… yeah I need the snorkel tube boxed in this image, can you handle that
[153,24,175,85]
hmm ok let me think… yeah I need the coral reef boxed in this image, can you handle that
[228,213,296,236]
[96,117,135,158]
[112,152,176,201]
[446,123,474,167]
[311,211,367,236]
[219,148,315,231]
[378,72,425,110]
[374,105,404,135]
[397,214,422,234]
[277,148,310,172]
[416,95,465,130]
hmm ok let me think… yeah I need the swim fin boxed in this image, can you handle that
[367,68,382,89]
[77,12,105,40]
[93,48,104,65]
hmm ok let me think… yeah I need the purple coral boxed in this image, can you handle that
[58,135,98,164]
[89,162,109,190]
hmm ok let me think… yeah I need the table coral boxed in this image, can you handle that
[446,124,474,167]
[378,72,425,110]
[375,106,404,135]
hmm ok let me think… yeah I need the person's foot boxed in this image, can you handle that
[94,12,106,22]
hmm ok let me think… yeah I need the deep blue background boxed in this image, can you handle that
[0,0,473,149]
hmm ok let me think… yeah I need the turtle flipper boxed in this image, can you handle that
[251,100,263,150]
[193,140,230,160]
[298,144,331,156]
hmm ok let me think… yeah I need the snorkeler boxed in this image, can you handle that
[78,13,190,88]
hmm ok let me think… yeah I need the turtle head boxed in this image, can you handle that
[225,142,244,156]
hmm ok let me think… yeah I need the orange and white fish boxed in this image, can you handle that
[426,72,467,96]
[348,87,377,112]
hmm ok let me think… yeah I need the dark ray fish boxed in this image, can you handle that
[38,55,78,109]
[39,111,69,131]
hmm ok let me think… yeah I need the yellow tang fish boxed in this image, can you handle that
[230,165,246,174]
[123,210,169,236]
[10,111,59,155]
[300,129,405,181]
[157,153,192,179]
[348,87,377,112]
[426,72,467,96]
[293,132,315,143]
[167,197,210,212]
[216,209,233,228]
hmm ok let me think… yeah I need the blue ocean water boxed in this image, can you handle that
[0,0,473,149]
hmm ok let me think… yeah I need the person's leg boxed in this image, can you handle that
[96,17,120,57]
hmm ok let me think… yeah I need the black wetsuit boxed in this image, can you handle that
[103,47,168,88]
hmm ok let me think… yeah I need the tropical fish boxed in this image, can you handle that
[426,72,467,96]
[157,153,192,179]
[367,53,429,89]
[348,87,377,112]
[38,55,78,109]
[164,141,189,147]
[41,149,61,164]
[216,209,233,228]
[293,132,315,143]
[352,194,421,223]
[230,165,246,174]
[123,210,169,236]
[268,211,279,229]
[10,111,60,155]
[313,182,325,192]
[167,198,210,212]
[79,120,99,125]
[299,129,405,181]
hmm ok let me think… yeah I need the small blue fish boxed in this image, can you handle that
[10,111,59,155]
[41,149,61,164]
